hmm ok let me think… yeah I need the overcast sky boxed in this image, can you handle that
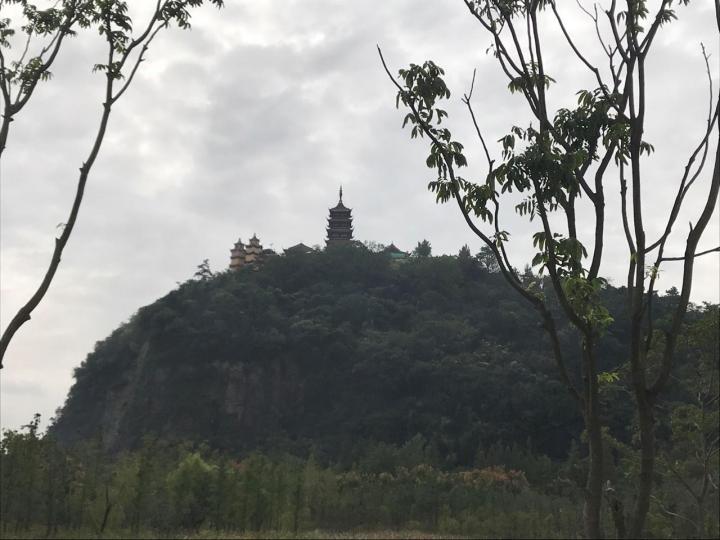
[1,0,718,431]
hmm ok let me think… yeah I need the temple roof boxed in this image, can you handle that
[284,243,315,254]
[247,233,262,247]
[330,201,350,211]
[383,243,405,254]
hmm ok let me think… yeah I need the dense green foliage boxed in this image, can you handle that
[3,246,716,538]
[50,246,640,461]
[1,429,583,538]
[50,248,715,462]
[2,402,717,538]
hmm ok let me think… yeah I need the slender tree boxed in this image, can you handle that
[0,0,224,367]
[380,0,719,536]
[413,239,433,257]
[458,244,472,259]
[194,258,214,280]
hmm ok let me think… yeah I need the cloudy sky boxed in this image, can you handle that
[1,0,718,431]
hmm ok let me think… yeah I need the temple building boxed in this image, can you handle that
[229,234,275,270]
[244,234,263,263]
[326,186,354,246]
[229,187,354,269]
[383,242,409,264]
[284,242,315,255]
[229,238,247,270]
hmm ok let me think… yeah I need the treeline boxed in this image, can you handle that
[0,424,582,538]
[2,417,718,538]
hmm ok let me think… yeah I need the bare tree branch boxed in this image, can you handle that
[111,22,166,104]
[646,45,719,254]
[660,246,720,262]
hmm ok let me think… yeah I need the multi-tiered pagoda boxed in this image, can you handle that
[244,234,263,263]
[229,234,275,270]
[326,186,354,246]
[229,238,247,270]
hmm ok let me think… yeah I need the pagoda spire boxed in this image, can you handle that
[339,185,343,203]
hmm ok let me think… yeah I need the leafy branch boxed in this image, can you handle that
[0,0,224,368]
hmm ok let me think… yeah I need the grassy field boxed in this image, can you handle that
[187,531,470,539]
[1,529,475,539]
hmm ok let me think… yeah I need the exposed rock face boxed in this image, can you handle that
[54,338,307,452]
[100,341,150,447]
[222,361,304,428]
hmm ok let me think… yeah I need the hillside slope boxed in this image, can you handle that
[52,246,655,464]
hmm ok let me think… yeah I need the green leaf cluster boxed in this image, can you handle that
[560,276,613,333]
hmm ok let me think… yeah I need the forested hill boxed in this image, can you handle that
[50,245,696,465]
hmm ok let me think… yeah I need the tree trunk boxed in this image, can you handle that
[98,483,112,537]
[584,417,604,538]
[0,101,112,367]
[631,395,654,538]
[292,480,301,536]
[608,495,627,539]
[629,297,654,539]
[0,112,11,158]
[583,341,604,539]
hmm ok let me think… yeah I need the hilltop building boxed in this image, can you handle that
[229,239,246,270]
[229,187,356,269]
[326,186,354,246]
[229,234,275,270]
[284,243,315,255]
[244,234,263,263]
[383,243,409,264]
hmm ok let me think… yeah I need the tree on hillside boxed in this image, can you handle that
[194,259,214,281]
[413,239,432,257]
[476,245,499,274]
[0,0,224,368]
[380,1,719,537]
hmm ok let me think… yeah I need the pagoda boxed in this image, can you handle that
[229,234,275,270]
[229,238,247,270]
[244,234,263,263]
[326,186,354,246]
